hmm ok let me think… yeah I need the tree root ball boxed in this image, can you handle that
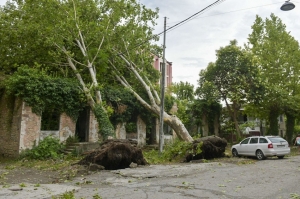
[185,135,227,162]
[77,139,148,170]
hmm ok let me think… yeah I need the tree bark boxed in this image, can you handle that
[267,108,279,135]
[285,112,295,144]
[214,114,219,136]
[201,114,209,137]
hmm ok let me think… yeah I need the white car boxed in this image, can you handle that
[231,136,290,160]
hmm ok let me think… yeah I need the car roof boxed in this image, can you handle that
[246,136,281,138]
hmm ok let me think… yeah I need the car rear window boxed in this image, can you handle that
[268,137,287,143]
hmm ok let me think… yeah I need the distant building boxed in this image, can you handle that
[153,55,172,87]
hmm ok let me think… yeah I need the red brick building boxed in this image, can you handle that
[153,55,173,87]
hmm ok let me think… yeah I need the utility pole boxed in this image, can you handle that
[159,17,167,153]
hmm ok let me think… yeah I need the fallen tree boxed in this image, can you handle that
[110,54,194,142]
[185,136,227,162]
[78,139,148,170]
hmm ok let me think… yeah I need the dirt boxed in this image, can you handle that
[0,162,88,185]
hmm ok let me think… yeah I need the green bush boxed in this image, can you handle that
[21,136,65,160]
[143,139,200,164]
[65,135,80,146]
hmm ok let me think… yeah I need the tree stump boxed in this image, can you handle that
[77,139,148,170]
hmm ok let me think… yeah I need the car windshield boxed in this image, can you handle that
[268,137,287,143]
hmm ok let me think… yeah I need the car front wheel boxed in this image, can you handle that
[277,156,284,159]
[256,149,266,160]
[232,149,239,157]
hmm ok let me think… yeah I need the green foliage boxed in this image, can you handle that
[164,94,176,114]
[65,135,80,146]
[20,136,65,160]
[143,139,201,164]
[294,125,300,135]
[125,122,136,133]
[52,190,76,199]
[247,13,300,138]
[93,105,115,139]
[171,81,195,101]
[5,67,85,119]
[239,121,256,134]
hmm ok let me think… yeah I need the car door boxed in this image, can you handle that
[238,138,250,155]
[247,137,258,156]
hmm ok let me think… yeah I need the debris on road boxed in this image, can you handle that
[77,139,148,170]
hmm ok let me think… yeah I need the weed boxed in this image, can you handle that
[52,190,76,199]
[34,183,40,187]
[4,165,15,170]
[19,183,26,187]
[143,138,195,164]
[0,171,9,180]
[93,193,102,199]
[65,136,80,146]
[290,193,300,199]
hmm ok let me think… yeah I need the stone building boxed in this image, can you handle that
[0,93,99,157]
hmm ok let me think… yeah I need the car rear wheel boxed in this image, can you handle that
[232,149,239,157]
[277,156,284,159]
[256,150,266,160]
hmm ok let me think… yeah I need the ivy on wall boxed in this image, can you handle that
[5,67,86,120]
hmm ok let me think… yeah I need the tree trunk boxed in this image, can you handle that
[285,112,295,144]
[233,107,241,139]
[267,108,279,135]
[163,114,193,142]
[214,114,219,136]
[201,114,209,136]
[149,104,193,142]
[112,57,193,143]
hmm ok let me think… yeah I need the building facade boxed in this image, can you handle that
[153,55,172,87]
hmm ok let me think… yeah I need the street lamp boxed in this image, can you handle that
[280,0,295,11]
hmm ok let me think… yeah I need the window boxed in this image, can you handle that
[268,137,286,143]
[241,138,250,144]
[259,138,268,143]
[250,138,258,144]
[41,109,60,130]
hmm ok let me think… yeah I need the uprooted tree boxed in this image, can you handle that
[110,54,193,142]
[1,0,193,142]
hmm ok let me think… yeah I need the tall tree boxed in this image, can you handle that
[0,0,159,139]
[0,0,193,141]
[196,67,223,137]
[171,81,195,101]
[247,14,300,142]
[199,40,259,139]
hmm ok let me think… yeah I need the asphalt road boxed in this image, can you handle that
[69,155,300,199]
[1,155,300,199]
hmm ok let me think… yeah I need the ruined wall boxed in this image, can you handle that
[59,113,76,142]
[115,123,126,139]
[0,91,22,157]
[19,103,41,151]
[137,116,146,146]
[88,111,99,142]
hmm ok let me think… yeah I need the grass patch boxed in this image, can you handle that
[143,139,194,164]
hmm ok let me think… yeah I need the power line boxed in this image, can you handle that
[127,0,226,52]
[155,0,226,36]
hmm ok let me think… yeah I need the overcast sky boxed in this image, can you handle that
[1,0,299,88]
[138,0,300,88]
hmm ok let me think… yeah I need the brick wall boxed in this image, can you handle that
[1,89,100,156]
[0,92,22,157]
[19,103,41,151]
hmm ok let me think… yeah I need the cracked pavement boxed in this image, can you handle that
[1,155,300,199]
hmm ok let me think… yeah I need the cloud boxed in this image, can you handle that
[140,0,300,87]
